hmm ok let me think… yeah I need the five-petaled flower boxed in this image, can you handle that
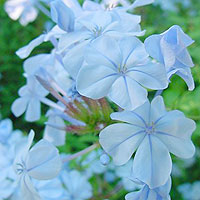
[77,37,168,110]
[145,25,195,90]
[99,96,195,188]
[14,130,62,199]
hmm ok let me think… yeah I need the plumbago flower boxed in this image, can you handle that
[14,130,62,199]
[4,0,38,26]
[145,25,195,90]
[23,52,72,92]
[4,0,52,26]
[178,181,200,200]
[11,76,49,122]
[51,0,146,79]
[77,37,168,110]
[32,178,64,200]
[60,170,92,200]
[99,96,195,188]
[125,178,171,200]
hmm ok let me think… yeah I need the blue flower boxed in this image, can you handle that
[14,130,62,199]
[125,178,171,200]
[77,37,167,110]
[33,178,64,200]
[178,181,200,200]
[4,0,38,26]
[11,76,48,122]
[60,10,145,79]
[145,25,195,90]
[60,170,92,200]
[99,96,195,188]
[16,26,65,59]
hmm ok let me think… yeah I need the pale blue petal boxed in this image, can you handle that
[82,0,102,11]
[125,191,141,200]
[61,170,92,199]
[63,41,89,79]
[58,31,89,52]
[44,116,66,146]
[23,54,52,76]
[20,175,40,200]
[176,48,194,67]
[78,11,112,31]
[50,0,75,32]
[144,34,164,63]
[132,135,172,188]
[25,99,41,122]
[33,178,63,199]
[119,37,149,67]
[111,110,148,128]
[63,0,82,17]
[160,37,176,67]
[99,123,145,165]
[16,34,45,59]
[11,97,28,117]
[26,139,62,180]
[77,64,118,99]
[126,178,171,200]
[127,61,168,89]
[108,76,147,110]
[150,96,167,122]
[168,25,194,47]
[155,111,196,159]
[85,37,121,70]
[155,178,172,198]
[176,68,195,91]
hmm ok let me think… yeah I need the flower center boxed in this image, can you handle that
[118,64,127,74]
[16,163,26,175]
[145,122,155,134]
[92,26,103,38]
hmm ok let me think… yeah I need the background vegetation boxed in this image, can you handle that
[0,0,200,199]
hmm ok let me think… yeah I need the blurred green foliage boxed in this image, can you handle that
[0,0,200,199]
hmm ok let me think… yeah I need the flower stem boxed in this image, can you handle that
[62,143,99,162]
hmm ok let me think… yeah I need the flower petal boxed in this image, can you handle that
[108,76,147,110]
[127,61,168,90]
[63,41,88,79]
[50,0,75,32]
[144,34,164,63]
[132,135,172,188]
[99,123,145,165]
[16,34,45,59]
[85,36,121,70]
[26,139,61,180]
[110,105,150,128]
[44,116,66,146]
[150,96,167,122]
[20,175,40,200]
[155,111,196,158]
[119,37,149,67]
[25,99,41,122]
[77,64,118,99]
[11,97,28,117]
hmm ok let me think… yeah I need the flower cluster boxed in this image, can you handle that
[4,0,197,199]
